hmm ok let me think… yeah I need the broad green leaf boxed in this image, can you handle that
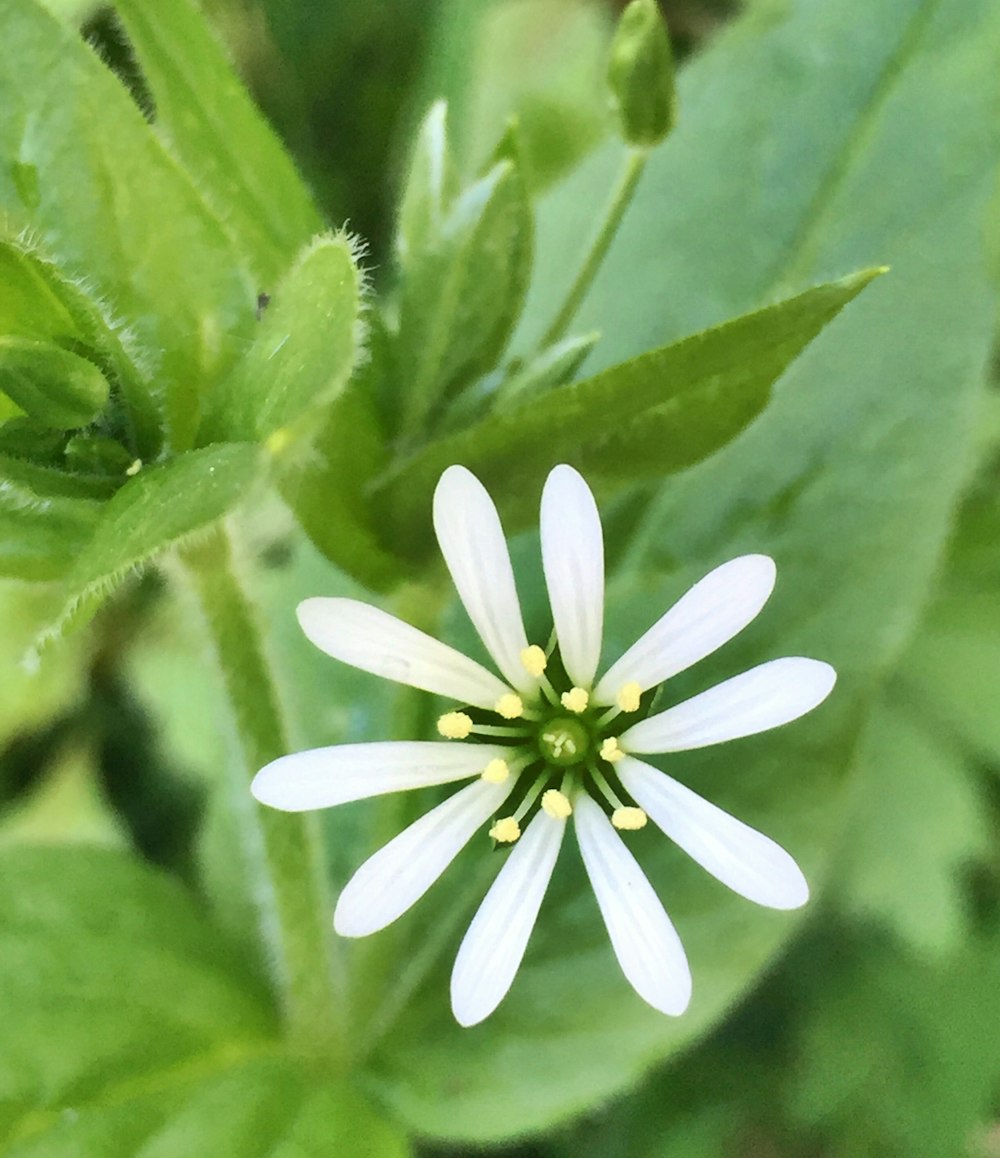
[0,337,109,429]
[0,456,107,580]
[44,443,260,640]
[395,158,533,433]
[0,238,159,455]
[111,0,323,284]
[376,271,880,557]
[199,235,362,444]
[369,0,1000,1139]
[0,1,258,451]
[0,846,409,1157]
[395,101,458,269]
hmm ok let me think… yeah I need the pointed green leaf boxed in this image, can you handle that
[0,337,109,429]
[45,443,260,640]
[395,100,457,269]
[378,270,881,557]
[199,235,362,444]
[111,0,323,283]
[494,331,600,409]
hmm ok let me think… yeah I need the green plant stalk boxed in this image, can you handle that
[183,525,345,1065]
[538,146,648,351]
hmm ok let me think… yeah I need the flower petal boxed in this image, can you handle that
[617,757,809,909]
[541,464,604,688]
[297,597,511,711]
[433,466,536,696]
[251,741,509,811]
[451,811,565,1026]
[621,657,836,753]
[334,778,514,937]
[574,795,691,1015]
[593,555,777,703]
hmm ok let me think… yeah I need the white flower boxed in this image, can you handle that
[252,465,836,1026]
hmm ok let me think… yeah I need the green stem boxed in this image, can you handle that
[537,146,648,351]
[182,525,345,1066]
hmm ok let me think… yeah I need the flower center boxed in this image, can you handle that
[538,717,590,767]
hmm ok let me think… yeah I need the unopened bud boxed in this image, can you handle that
[607,0,676,148]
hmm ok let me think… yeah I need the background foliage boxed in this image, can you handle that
[1,0,999,1155]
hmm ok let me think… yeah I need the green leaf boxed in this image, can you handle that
[111,0,323,284]
[44,443,260,640]
[0,1,259,451]
[395,157,533,433]
[0,846,410,1157]
[377,271,881,557]
[370,0,1000,1139]
[494,331,600,409]
[0,238,159,456]
[0,337,109,429]
[395,101,458,270]
[199,235,362,444]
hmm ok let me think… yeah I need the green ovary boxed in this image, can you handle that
[537,717,591,767]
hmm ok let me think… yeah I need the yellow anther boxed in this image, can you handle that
[495,693,524,720]
[481,758,510,784]
[490,816,521,843]
[600,737,625,764]
[125,458,142,477]
[617,681,642,713]
[560,687,589,714]
[612,806,648,831]
[541,789,573,819]
[520,644,548,677]
[437,711,473,739]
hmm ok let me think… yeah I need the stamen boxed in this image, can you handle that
[589,764,626,811]
[437,711,473,739]
[481,758,510,784]
[599,736,625,763]
[541,788,573,819]
[495,693,525,720]
[520,645,548,677]
[612,806,648,830]
[617,682,642,713]
[489,816,521,843]
[561,687,589,713]
[470,723,531,738]
[512,771,552,821]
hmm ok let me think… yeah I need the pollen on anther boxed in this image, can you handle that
[600,737,624,763]
[482,758,510,784]
[490,816,521,843]
[612,806,647,830]
[437,711,473,739]
[541,789,573,819]
[617,682,642,713]
[495,693,524,719]
[520,645,547,677]
[561,687,589,713]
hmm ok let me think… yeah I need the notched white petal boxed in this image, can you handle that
[451,811,565,1027]
[541,464,604,689]
[297,597,510,711]
[334,778,514,937]
[617,757,809,910]
[251,741,509,811]
[434,466,536,696]
[575,796,691,1015]
[621,657,836,753]
[595,555,777,703]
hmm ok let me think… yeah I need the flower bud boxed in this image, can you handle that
[607,0,676,148]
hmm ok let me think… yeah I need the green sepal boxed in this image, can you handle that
[395,100,458,270]
[199,235,362,445]
[0,336,109,429]
[607,0,676,148]
[395,156,533,433]
[377,269,883,555]
[495,332,600,409]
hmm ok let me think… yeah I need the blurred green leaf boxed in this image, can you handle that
[0,1,258,451]
[0,846,410,1157]
[0,337,109,430]
[378,271,881,556]
[112,0,323,286]
[395,101,457,270]
[0,238,158,456]
[369,0,1000,1139]
[44,444,260,642]
[200,235,361,444]
[494,331,600,410]
[395,157,533,433]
